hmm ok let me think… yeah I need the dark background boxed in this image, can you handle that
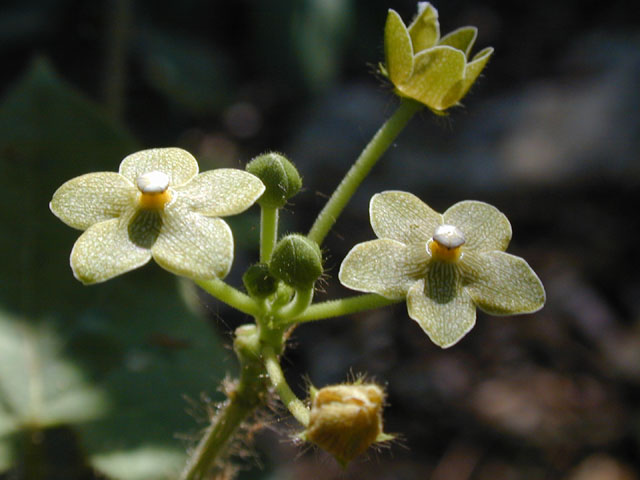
[1,0,639,479]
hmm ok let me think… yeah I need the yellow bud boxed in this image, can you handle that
[305,383,385,466]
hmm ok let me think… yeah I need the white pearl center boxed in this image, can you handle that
[433,224,465,249]
[136,171,170,194]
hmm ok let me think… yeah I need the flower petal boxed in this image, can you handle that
[119,148,199,187]
[443,200,512,252]
[50,172,135,230]
[460,47,493,99]
[396,46,466,112]
[438,26,477,57]
[174,169,265,217]
[339,239,429,299]
[384,9,414,86]
[407,2,440,53]
[152,202,234,279]
[370,191,441,244]
[70,218,152,284]
[406,267,476,348]
[461,251,546,315]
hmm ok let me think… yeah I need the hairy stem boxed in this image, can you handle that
[263,346,310,426]
[260,206,279,263]
[276,287,314,321]
[307,98,422,245]
[292,294,400,324]
[180,360,265,480]
[195,278,261,317]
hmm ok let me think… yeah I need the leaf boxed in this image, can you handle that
[0,59,229,479]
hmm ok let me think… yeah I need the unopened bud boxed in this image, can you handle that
[246,152,302,208]
[269,234,322,289]
[233,324,260,361]
[243,263,278,298]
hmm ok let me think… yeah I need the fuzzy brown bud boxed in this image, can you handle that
[305,383,385,466]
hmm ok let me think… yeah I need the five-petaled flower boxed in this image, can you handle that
[50,147,265,284]
[339,191,545,348]
[382,2,493,113]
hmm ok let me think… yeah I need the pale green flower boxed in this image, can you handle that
[50,147,265,284]
[382,2,493,113]
[339,191,545,348]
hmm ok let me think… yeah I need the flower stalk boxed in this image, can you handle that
[292,294,400,324]
[263,346,310,426]
[195,278,262,317]
[307,98,423,245]
[260,206,278,263]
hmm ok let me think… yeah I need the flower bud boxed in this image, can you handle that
[305,383,386,466]
[233,324,260,361]
[242,263,278,298]
[269,234,322,289]
[246,152,302,208]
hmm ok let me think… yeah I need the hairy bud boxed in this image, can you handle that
[246,152,302,208]
[304,383,386,466]
[243,263,278,298]
[269,234,322,289]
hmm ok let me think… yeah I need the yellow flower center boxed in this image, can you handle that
[428,224,465,263]
[136,171,172,210]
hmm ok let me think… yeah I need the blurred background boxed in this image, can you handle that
[1,0,639,479]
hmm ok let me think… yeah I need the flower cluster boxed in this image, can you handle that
[382,2,493,113]
[339,191,545,348]
[50,148,264,284]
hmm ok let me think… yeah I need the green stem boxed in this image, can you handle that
[292,294,400,324]
[195,278,261,317]
[260,207,278,263]
[276,287,314,321]
[307,98,423,245]
[263,346,310,426]
[180,359,265,480]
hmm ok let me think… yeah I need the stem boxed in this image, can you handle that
[263,346,310,426]
[260,206,279,263]
[180,358,265,479]
[293,294,400,324]
[307,98,423,245]
[195,278,261,317]
[276,287,314,321]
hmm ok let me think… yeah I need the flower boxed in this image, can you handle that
[304,382,388,466]
[382,2,493,113]
[50,147,264,284]
[339,191,545,348]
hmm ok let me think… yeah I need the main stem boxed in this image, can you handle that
[307,98,423,245]
[180,359,265,480]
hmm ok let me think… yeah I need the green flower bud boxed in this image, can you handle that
[304,383,386,467]
[271,281,295,308]
[233,324,260,361]
[242,263,278,299]
[246,152,302,208]
[269,234,322,289]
